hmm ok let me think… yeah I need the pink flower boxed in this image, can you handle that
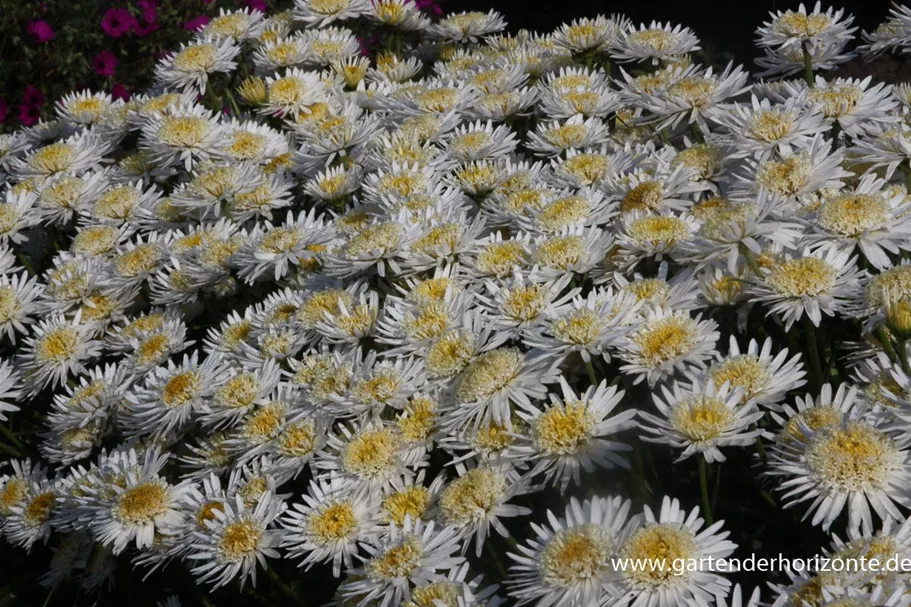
[137,0,157,23]
[93,51,118,77]
[112,83,131,102]
[244,0,268,12]
[26,19,54,43]
[18,105,40,127]
[0,100,9,123]
[133,20,160,36]
[183,15,210,31]
[101,8,136,38]
[22,86,45,107]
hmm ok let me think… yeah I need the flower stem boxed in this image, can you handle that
[584,359,598,386]
[802,41,814,88]
[264,567,296,601]
[803,319,824,391]
[900,339,911,375]
[875,325,900,365]
[698,457,714,525]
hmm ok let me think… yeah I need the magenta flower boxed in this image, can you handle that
[0,99,8,123]
[133,20,160,36]
[112,83,131,102]
[137,0,157,23]
[101,8,136,38]
[183,15,210,31]
[22,86,45,107]
[26,19,54,43]
[93,51,118,77]
[244,0,267,12]
[18,105,40,127]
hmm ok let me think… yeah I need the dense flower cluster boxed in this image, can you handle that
[8,1,911,606]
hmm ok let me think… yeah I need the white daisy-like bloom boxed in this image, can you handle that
[615,211,699,270]
[529,226,615,281]
[281,475,382,576]
[704,336,806,409]
[614,496,736,607]
[507,495,632,607]
[551,14,628,54]
[429,10,506,43]
[802,174,911,270]
[515,377,636,489]
[476,271,577,337]
[859,3,911,56]
[262,66,329,117]
[252,34,308,73]
[737,134,850,205]
[324,217,419,279]
[34,171,109,225]
[712,94,829,160]
[638,378,764,463]
[748,247,863,329]
[524,287,641,364]
[368,0,431,31]
[140,102,223,171]
[683,194,804,269]
[437,464,530,556]
[767,404,911,534]
[441,121,518,164]
[446,345,560,430]
[612,22,701,64]
[187,491,283,589]
[54,90,118,129]
[848,124,911,180]
[11,132,110,180]
[155,37,240,94]
[216,119,289,165]
[85,448,192,555]
[610,262,702,311]
[199,8,266,43]
[293,0,370,27]
[786,76,899,139]
[686,585,762,607]
[121,351,227,437]
[339,517,465,606]
[198,358,282,428]
[0,271,43,343]
[235,210,336,283]
[300,27,362,66]
[316,420,413,494]
[550,146,638,189]
[19,314,102,395]
[636,62,750,132]
[757,2,856,52]
[0,360,22,422]
[618,306,720,386]
[525,114,612,158]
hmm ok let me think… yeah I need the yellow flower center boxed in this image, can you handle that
[173,44,217,72]
[818,193,889,237]
[533,402,596,454]
[670,396,734,441]
[631,316,699,366]
[37,326,79,363]
[541,525,613,588]
[440,467,506,525]
[367,535,424,580]
[767,257,837,297]
[309,502,358,543]
[533,236,585,270]
[158,116,210,147]
[196,501,225,530]
[116,482,169,523]
[455,348,522,402]
[383,487,429,526]
[806,423,898,490]
[162,371,201,408]
[623,524,699,586]
[341,428,400,479]
[709,355,771,401]
[219,521,262,560]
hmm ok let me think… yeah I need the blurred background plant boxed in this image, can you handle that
[2,1,275,129]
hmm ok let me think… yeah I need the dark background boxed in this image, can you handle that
[445,0,896,67]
